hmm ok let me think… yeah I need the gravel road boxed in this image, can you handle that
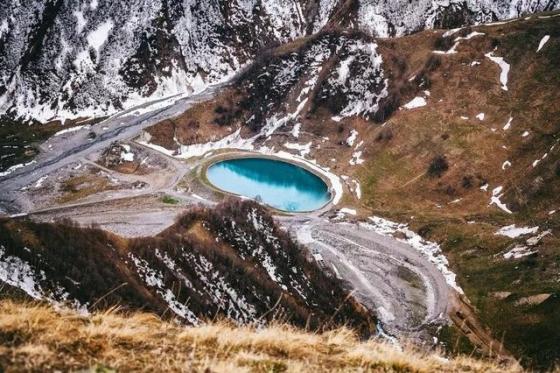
[0,84,224,214]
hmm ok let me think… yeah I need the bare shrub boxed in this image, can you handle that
[433,35,454,51]
[427,155,449,177]
[375,127,394,142]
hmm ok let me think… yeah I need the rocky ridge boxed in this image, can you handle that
[0,0,558,123]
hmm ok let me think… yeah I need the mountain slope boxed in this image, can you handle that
[0,0,558,123]
[0,199,374,333]
[1,2,560,371]
[137,13,560,369]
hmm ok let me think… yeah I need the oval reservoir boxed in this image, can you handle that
[206,158,331,212]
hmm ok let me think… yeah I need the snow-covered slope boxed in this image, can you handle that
[0,0,557,123]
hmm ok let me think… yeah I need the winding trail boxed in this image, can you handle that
[284,217,449,340]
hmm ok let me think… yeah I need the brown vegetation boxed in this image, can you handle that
[0,200,375,334]
[0,300,525,373]
[428,155,449,178]
[356,15,560,369]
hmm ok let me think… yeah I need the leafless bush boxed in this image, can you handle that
[375,127,394,142]
[427,155,449,177]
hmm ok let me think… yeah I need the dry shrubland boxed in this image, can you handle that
[0,300,525,373]
[0,200,375,332]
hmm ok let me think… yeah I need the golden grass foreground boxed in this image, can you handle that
[0,300,528,372]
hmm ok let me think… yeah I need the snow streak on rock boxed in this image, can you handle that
[0,245,44,299]
[362,216,463,293]
[2,0,556,122]
[319,38,388,120]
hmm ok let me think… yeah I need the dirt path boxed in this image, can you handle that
[285,216,449,342]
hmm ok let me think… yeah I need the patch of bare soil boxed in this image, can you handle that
[23,163,148,209]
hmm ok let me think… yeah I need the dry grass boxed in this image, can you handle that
[0,301,524,373]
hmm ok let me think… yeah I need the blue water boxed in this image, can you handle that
[207,158,331,212]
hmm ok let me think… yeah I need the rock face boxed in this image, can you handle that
[0,0,558,122]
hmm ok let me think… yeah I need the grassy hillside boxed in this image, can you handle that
[0,300,524,373]
[139,12,560,369]
[356,15,560,369]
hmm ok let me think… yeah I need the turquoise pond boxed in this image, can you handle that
[206,158,331,212]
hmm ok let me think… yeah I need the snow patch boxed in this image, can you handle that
[454,31,485,41]
[34,175,48,189]
[284,142,311,157]
[120,144,134,162]
[403,96,427,109]
[485,52,510,91]
[433,42,460,54]
[346,129,358,147]
[352,180,362,199]
[73,11,87,34]
[503,246,536,260]
[495,225,539,238]
[526,230,551,246]
[0,245,44,299]
[537,35,550,52]
[54,125,87,136]
[489,186,512,214]
[533,152,548,167]
[349,151,364,166]
[443,28,461,37]
[291,123,301,138]
[0,19,8,39]
[0,160,36,178]
[87,20,114,57]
